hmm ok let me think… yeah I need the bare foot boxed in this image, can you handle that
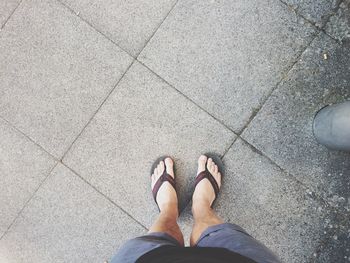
[192,155,221,210]
[151,157,178,214]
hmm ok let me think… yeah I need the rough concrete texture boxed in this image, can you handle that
[0,0,133,158]
[0,0,20,27]
[0,164,146,263]
[1,0,349,261]
[139,0,316,132]
[60,0,177,56]
[325,0,350,42]
[0,118,56,238]
[242,33,350,213]
[315,218,350,262]
[218,139,334,263]
[281,0,340,27]
[63,62,235,227]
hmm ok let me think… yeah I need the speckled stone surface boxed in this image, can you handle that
[0,118,56,238]
[0,0,20,27]
[313,213,350,262]
[0,0,132,158]
[63,62,235,228]
[325,0,350,41]
[0,164,146,263]
[60,0,177,56]
[242,33,350,213]
[0,0,349,261]
[281,0,340,27]
[219,139,334,263]
[139,0,316,132]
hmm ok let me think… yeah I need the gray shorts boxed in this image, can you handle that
[111,223,281,263]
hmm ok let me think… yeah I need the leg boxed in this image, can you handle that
[190,155,223,245]
[150,158,184,246]
[190,201,223,246]
[189,155,281,263]
[111,158,183,263]
[148,205,184,246]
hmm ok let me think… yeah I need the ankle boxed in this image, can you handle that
[159,202,179,218]
[192,200,212,218]
[192,198,211,211]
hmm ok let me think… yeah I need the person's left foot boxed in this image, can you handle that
[151,158,178,213]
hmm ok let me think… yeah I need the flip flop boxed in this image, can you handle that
[150,156,177,211]
[194,153,224,207]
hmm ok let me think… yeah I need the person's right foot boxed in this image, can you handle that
[192,155,222,210]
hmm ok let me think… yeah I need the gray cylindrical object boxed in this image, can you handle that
[313,101,350,151]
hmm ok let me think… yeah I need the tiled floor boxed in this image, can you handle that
[0,0,349,262]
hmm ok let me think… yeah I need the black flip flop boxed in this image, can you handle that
[150,156,177,211]
[194,153,224,207]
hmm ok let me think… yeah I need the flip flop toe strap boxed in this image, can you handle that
[152,173,176,204]
[194,170,220,200]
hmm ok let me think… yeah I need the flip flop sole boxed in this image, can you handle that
[150,156,177,212]
[197,152,225,207]
[203,152,225,178]
[150,156,171,177]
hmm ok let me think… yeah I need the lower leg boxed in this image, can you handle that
[149,204,184,246]
[190,155,224,246]
[150,158,184,246]
[190,201,223,246]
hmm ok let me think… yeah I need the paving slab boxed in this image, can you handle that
[242,33,350,212]
[0,118,56,238]
[60,0,177,56]
[139,0,316,132]
[63,61,236,228]
[214,139,333,262]
[0,163,146,263]
[179,138,337,262]
[325,0,350,42]
[0,0,20,27]
[0,0,133,158]
[281,0,340,27]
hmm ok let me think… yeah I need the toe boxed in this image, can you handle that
[197,155,207,175]
[159,161,165,175]
[164,157,174,178]
[215,172,222,187]
[151,173,155,188]
[207,158,214,173]
[154,164,161,180]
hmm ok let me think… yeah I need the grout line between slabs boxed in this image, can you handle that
[221,136,240,159]
[54,0,327,214]
[0,116,59,162]
[61,162,149,231]
[56,0,136,59]
[278,0,322,29]
[0,162,59,240]
[237,30,321,137]
[57,0,238,139]
[238,136,350,262]
[278,0,345,43]
[319,0,346,44]
[135,0,180,58]
[60,59,136,161]
[0,0,24,30]
[237,135,348,218]
[137,60,238,136]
